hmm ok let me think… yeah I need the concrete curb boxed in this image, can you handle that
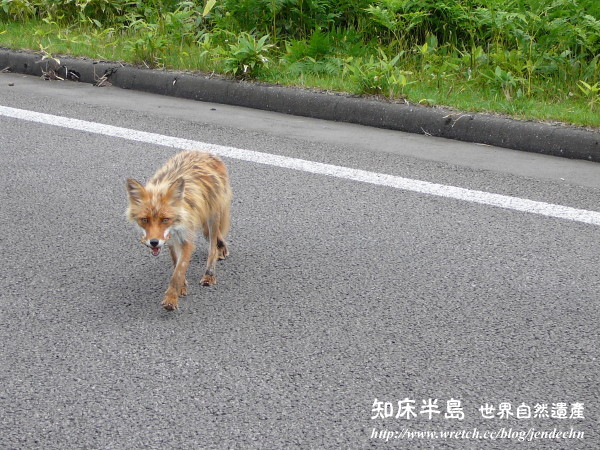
[2,48,599,162]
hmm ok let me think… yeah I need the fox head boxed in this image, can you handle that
[126,177,185,256]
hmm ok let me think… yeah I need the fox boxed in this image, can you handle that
[126,150,232,311]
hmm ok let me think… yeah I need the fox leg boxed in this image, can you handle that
[217,236,229,260]
[217,205,230,260]
[162,240,195,311]
[204,208,229,261]
[168,245,188,296]
[200,216,221,286]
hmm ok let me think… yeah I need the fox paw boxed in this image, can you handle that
[180,280,188,296]
[200,274,216,286]
[162,294,179,311]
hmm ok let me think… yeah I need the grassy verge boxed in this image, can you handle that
[0,0,598,128]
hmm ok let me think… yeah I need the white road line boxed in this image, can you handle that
[2,105,599,226]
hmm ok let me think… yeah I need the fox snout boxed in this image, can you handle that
[141,235,170,256]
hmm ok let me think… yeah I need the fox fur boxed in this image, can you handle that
[126,150,232,311]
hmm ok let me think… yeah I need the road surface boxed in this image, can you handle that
[0,73,598,448]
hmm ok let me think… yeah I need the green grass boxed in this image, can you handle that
[1,0,598,128]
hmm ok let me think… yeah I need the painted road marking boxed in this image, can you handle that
[1,105,599,226]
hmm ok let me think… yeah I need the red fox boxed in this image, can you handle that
[126,150,232,311]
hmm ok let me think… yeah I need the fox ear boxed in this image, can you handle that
[166,177,185,203]
[126,178,147,204]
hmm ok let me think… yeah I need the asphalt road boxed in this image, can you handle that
[0,73,599,449]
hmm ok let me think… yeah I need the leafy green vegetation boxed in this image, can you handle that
[1,0,599,127]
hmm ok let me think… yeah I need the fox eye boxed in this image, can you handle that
[139,218,148,224]
[162,218,171,223]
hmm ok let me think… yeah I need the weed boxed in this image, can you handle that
[345,49,412,97]
[578,80,600,111]
[483,66,524,100]
[123,21,168,68]
[220,32,274,79]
